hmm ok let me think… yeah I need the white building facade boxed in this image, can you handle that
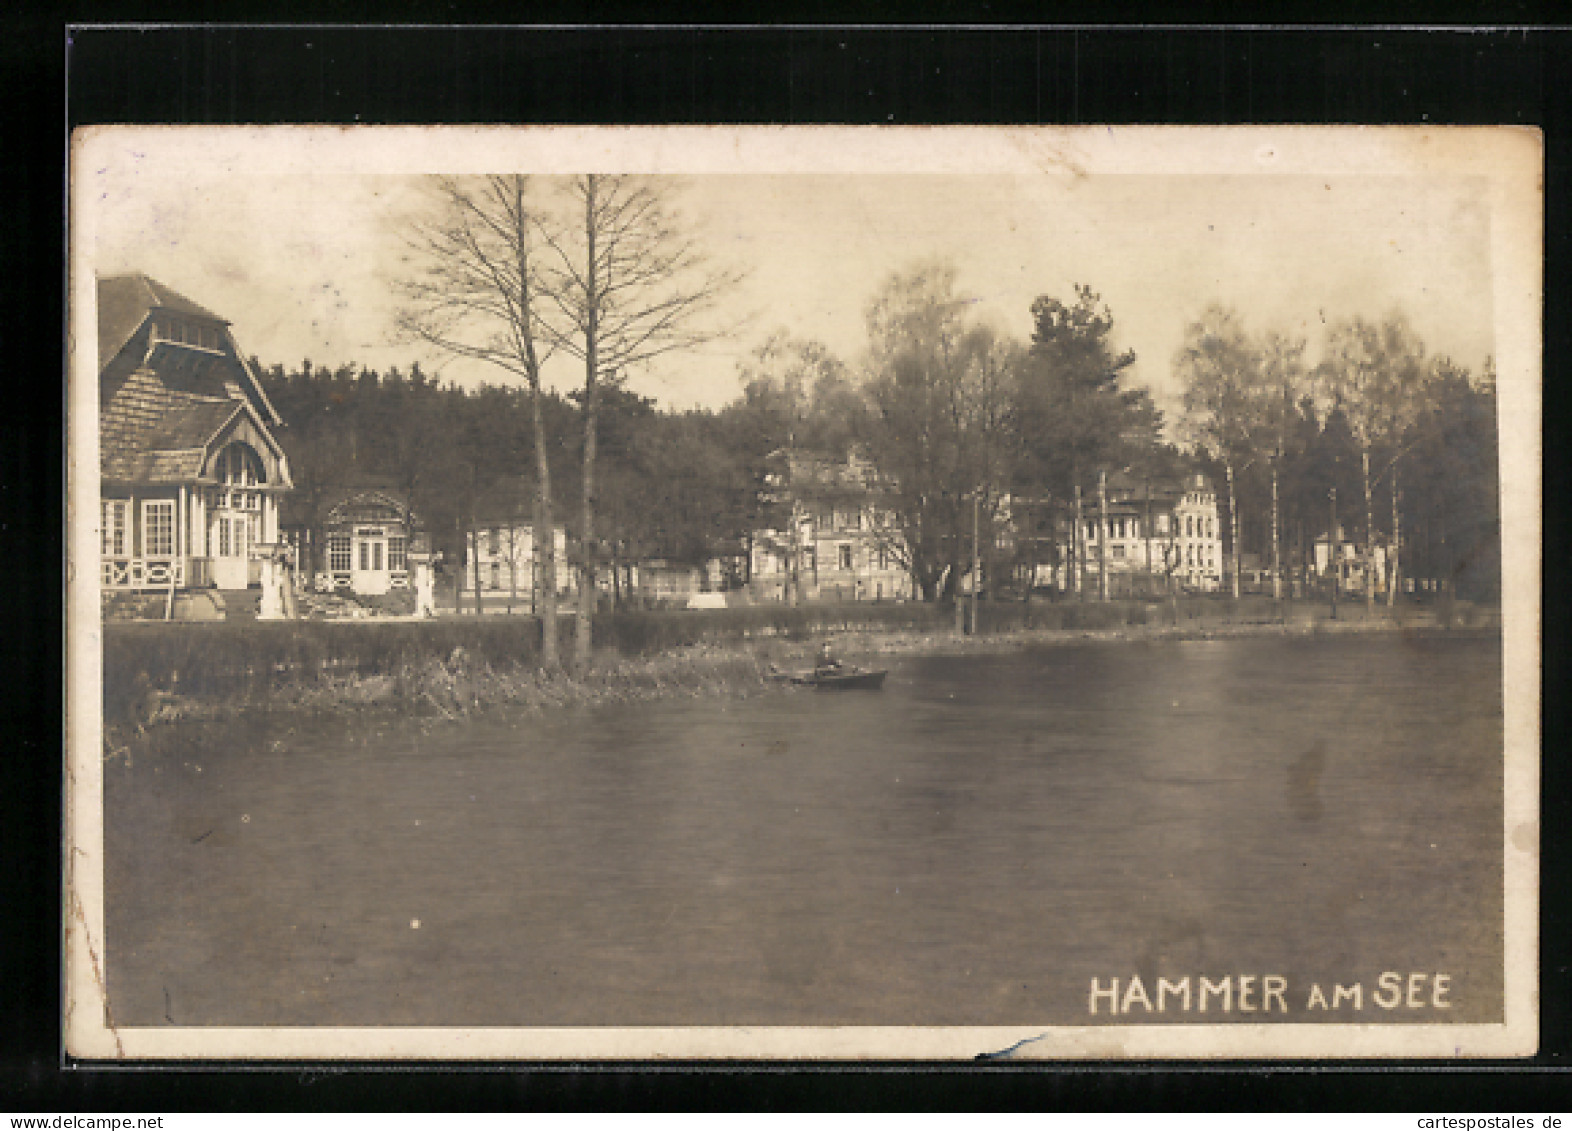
[747,448,914,604]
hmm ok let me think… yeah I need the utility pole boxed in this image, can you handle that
[1329,486,1338,621]
[1097,469,1109,603]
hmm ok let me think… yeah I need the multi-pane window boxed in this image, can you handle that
[838,544,853,571]
[489,562,501,590]
[388,537,407,572]
[101,500,128,556]
[217,515,248,559]
[328,535,351,572]
[143,501,175,557]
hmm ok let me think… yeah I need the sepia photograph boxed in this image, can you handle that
[64,126,1540,1060]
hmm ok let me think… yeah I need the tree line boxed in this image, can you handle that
[259,177,1500,669]
[1175,305,1499,610]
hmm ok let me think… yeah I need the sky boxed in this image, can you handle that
[84,146,1498,429]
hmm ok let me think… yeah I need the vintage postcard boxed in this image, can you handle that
[65,126,1540,1059]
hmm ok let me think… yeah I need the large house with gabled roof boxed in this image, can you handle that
[98,273,294,608]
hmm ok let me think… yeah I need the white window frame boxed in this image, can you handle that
[327,535,351,572]
[142,500,175,558]
[101,499,128,556]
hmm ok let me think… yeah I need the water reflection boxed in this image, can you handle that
[107,632,1503,1027]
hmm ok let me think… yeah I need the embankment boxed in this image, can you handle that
[98,596,1497,747]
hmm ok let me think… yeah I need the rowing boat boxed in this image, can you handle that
[790,667,888,690]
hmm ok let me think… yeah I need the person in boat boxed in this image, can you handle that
[815,641,844,677]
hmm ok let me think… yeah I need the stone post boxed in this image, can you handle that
[257,557,284,620]
[415,560,436,618]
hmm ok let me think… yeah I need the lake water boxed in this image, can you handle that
[106,631,1504,1027]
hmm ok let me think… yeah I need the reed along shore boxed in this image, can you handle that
[97,595,1497,759]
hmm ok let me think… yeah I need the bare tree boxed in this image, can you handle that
[1257,330,1310,601]
[1174,305,1262,600]
[398,175,562,667]
[1316,314,1426,613]
[860,259,1020,604]
[538,174,743,670]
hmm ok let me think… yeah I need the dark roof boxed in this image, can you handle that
[97,274,283,429]
[141,398,243,453]
[140,341,248,400]
[321,487,422,530]
[98,273,227,371]
[100,374,243,484]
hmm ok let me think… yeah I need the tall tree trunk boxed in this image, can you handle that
[1362,446,1375,615]
[507,524,516,615]
[468,519,480,617]
[1271,464,1282,601]
[1097,470,1109,603]
[578,395,597,669]
[788,497,801,607]
[1144,480,1153,597]
[1387,464,1401,608]
[1225,460,1241,600]
[575,183,600,673]
[1073,484,1084,599]
[530,392,558,666]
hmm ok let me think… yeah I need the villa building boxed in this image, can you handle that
[1074,471,1223,594]
[460,519,572,610]
[310,487,432,596]
[747,448,914,604]
[98,273,293,616]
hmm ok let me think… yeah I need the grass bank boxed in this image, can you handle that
[101,596,1495,747]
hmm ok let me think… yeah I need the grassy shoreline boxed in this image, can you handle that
[105,600,1495,752]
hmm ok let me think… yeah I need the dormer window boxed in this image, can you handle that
[154,317,223,351]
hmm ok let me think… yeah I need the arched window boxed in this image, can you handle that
[217,443,265,487]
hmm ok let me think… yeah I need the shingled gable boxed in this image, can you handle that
[97,272,283,429]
